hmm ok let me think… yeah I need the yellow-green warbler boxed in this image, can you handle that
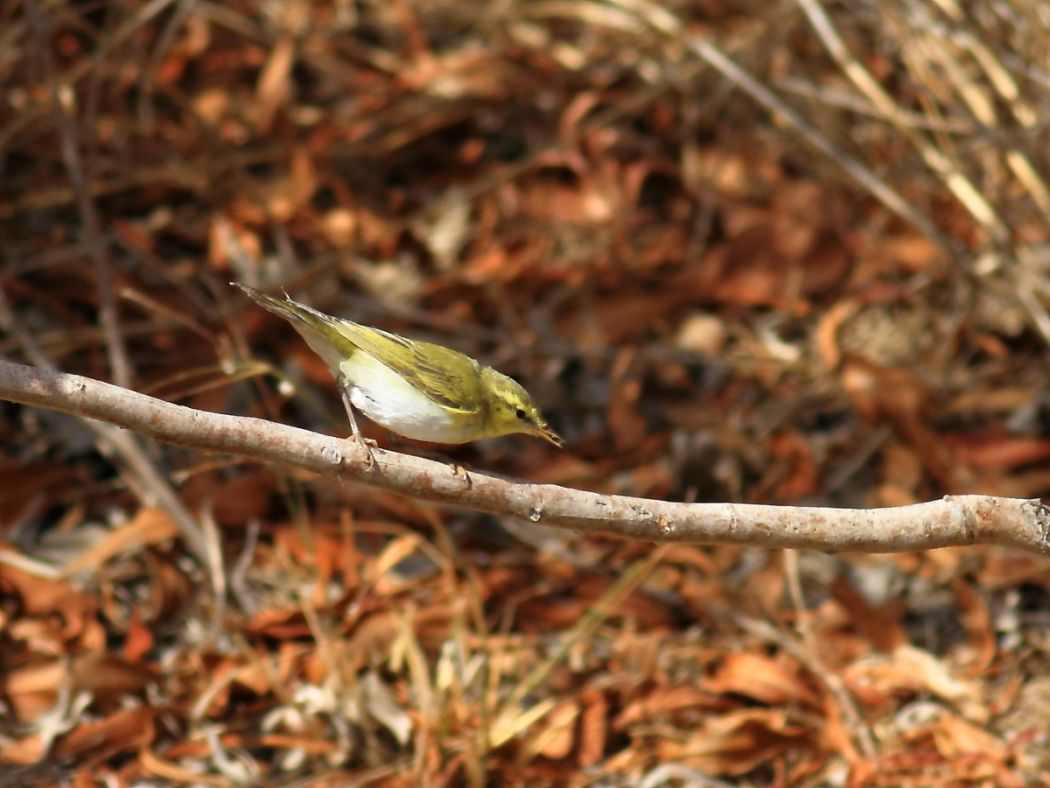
[234,284,563,452]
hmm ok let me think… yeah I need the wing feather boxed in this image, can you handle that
[337,324,484,415]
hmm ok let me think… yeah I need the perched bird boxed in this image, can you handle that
[233,284,562,457]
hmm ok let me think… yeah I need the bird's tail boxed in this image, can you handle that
[231,282,356,367]
[231,282,321,324]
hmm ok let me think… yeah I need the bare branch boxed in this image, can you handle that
[0,290,210,567]
[2,359,1048,555]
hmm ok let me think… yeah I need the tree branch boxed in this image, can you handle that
[2,359,1048,555]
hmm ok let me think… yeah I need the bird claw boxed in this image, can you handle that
[348,435,379,470]
[450,462,472,488]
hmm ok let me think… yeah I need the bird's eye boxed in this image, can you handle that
[515,408,527,420]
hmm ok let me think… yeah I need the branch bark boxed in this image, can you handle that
[2,359,1048,555]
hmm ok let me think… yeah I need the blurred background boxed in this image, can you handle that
[3,0,1050,783]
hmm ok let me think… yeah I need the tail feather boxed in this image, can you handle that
[231,282,356,368]
[232,282,320,324]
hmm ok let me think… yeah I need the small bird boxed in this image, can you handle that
[233,284,563,456]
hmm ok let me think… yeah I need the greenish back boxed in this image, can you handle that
[234,284,485,415]
[339,324,485,414]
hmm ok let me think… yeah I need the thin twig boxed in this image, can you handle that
[0,296,209,568]
[684,37,949,250]
[784,551,876,758]
[1,359,1049,556]
[0,0,180,153]
[793,0,1007,243]
[23,0,131,387]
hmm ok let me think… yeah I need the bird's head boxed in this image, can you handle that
[480,367,563,447]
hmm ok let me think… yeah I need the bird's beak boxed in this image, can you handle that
[538,424,564,448]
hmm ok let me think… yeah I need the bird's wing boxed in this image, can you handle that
[233,284,482,415]
[340,323,483,415]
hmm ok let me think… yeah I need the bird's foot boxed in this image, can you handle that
[450,461,472,488]
[347,435,379,471]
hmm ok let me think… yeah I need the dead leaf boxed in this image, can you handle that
[254,35,295,133]
[51,706,156,763]
[657,708,813,776]
[578,691,608,766]
[614,685,723,729]
[68,652,156,698]
[532,699,579,759]
[362,672,413,746]
[60,507,177,579]
[706,652,822,708]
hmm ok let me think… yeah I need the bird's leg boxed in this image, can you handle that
[337,374,377,470]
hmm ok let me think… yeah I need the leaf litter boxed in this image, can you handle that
[3,0,1050,784]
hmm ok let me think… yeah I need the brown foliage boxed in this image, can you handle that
[3,0,1050,783]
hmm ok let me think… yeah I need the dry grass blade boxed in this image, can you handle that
[795,0,1007,241]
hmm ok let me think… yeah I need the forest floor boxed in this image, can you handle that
[3,1,1050,785]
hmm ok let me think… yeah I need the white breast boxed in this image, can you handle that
[340,352,476,443]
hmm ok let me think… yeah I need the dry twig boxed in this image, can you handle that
[1,359,1048,556]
